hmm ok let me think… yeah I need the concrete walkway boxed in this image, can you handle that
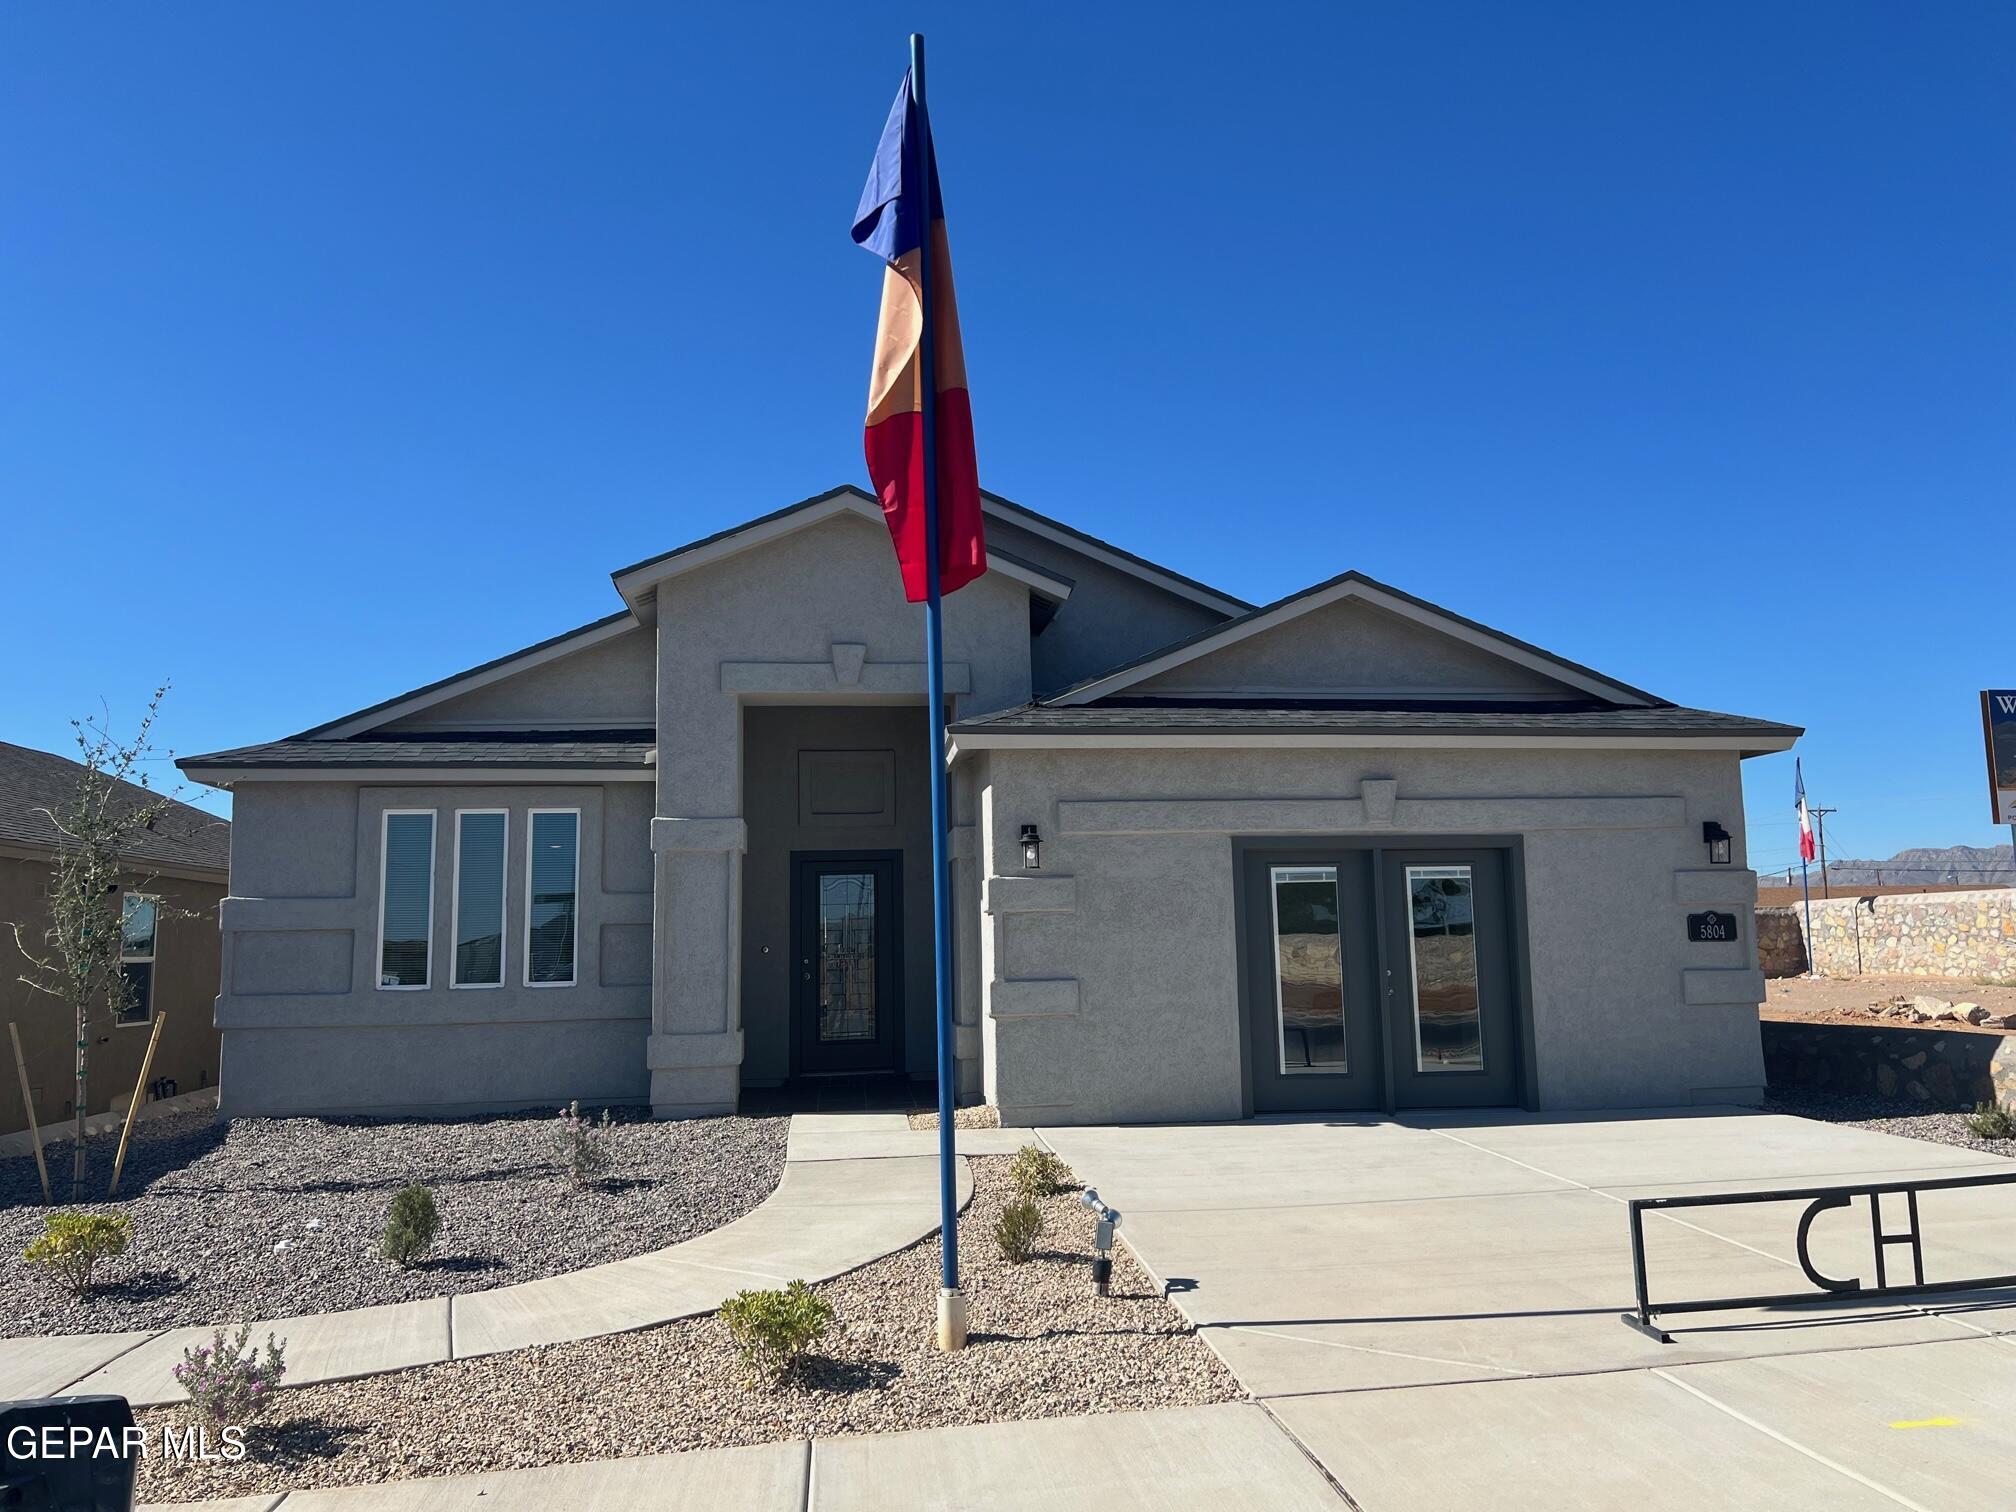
[141,1401,1346,1512]
[1041,1108,2016,1511]
[0,1112,988,1408]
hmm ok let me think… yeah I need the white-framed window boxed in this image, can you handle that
[118,893,158,1027]
[452,809,509,988]
[378,809,436,990]
[524,808,579,987]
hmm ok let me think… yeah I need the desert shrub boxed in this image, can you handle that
[23,1212,132,1298]
[994,1196,1043,1263]
[174,1325,287,1425]
[719,1280,833,1387]
[548,1100,616,1186]
[1008,1143,1072,1199]
[381,1183,440,1267]
[1965,1101,2016,1140]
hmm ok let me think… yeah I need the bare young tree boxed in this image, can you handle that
[10,687,180,1200]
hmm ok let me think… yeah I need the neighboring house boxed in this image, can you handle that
[0,741,229,1137]
[180,485,1798,1125]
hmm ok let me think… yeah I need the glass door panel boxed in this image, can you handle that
[816,871,878,1044]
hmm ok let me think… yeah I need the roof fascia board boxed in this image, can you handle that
[1051,577,1655,708]
[947,730,1798,758]
[183,766,659,788]
[979,492,1252,617]
[301,614,641,740]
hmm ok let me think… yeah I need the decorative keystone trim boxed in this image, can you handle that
[1681,968,1766,1007]
[989,979,1080,1020]
[985,876,1078,915]
[646,1029,744,1069]
[1361,778,1398,827]
[650,817,748,853]
[830,642,867,686]
[1673,868,1758,906]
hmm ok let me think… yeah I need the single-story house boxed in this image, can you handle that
[0,741,229,1136]
[180,485,1798,1124]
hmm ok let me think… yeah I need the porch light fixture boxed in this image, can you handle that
[1702,821,1733,866]
[1018,824,1043,870]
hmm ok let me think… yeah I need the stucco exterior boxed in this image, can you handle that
[184,485,1794,1124]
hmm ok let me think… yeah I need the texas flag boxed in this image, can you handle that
[850,69,985,603]
[1795,759,1817,863]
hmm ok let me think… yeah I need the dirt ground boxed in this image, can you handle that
[1763,973,2016,1033]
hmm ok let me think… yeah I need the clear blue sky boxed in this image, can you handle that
[4,3,2010,876]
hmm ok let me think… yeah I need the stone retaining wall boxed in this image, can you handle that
[1762,888,2016,980]
[1762,1019,2016,1112]
[1756,908,1808,977]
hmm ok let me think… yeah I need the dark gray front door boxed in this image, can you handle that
[1246,844,1523,1113]
[793,854,902,1075]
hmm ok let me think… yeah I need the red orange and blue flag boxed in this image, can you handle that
[850,69,985,602]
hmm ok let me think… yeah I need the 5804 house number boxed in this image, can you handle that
[1686,911,1739,943]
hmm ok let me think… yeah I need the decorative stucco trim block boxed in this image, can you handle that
[649,817,748,853]
[1681,967,1767,1006]
[948,824,976,862]
[1673,868,1759,906]
[220,896,355,930]
[985,876,1078,915]
[1059,799,1367,836]
[646,1029,744,1069]
[1361,778,1398,826]
[989,979,1081,1020]
[1388,796,1684,831]
[719,661,974,696]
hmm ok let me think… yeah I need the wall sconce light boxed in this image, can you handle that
[1018,823,1043,870]
[1702,821,1732,866]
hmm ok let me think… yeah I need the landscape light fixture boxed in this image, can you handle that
[1019,824,1043,871]
[1702,821,1733,866]
[1080,1186,1122,1296]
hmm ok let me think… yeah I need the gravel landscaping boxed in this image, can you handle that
[1767,1088,2016,1159]
[2,1107,787,1336]
[132,1152,1241,1505]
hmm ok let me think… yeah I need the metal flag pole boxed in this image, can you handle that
[910,30,965,1352]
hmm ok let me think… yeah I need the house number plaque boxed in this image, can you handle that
[1686,910,1738,943]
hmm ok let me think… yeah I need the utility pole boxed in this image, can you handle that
[1809,807,1837,898]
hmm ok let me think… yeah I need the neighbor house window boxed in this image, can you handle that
[525,808,579,986]
[378,810,436,989]
[453,809,508,988]
[118,894,157,1026]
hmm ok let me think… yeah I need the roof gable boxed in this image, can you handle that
[1052,571,1660,708]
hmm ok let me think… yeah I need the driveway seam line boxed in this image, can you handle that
[1254,1399,1369,1512]
[52,1328,166,1396]
[1650,1367,1937,1512]
[1219,1323,1532,1378]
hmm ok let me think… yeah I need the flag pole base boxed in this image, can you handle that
[936,1286,968,1352]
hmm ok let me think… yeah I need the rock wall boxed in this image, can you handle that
[1762,1019,2016,1111]
[1772,888,2016,980]
[1756,908,1809,977]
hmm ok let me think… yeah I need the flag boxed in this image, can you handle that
[851,69,985,603]
[1795,759,1816,863]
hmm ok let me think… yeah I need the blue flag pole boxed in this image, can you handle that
[909,30,965,1351]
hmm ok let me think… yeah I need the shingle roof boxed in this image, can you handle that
[178,731,656,773]
[0,741,230,874]
[948,699,1802,744]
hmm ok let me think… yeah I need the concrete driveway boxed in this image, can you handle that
[1041,1108,2016,1511]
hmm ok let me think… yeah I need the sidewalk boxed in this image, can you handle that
[0,1113,986,1407]
[139,1402,1347,1512]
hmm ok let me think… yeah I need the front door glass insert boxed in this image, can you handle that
[1270,865,1347,1072]
[816,871,877,1043]
[1407,865,1482,1071]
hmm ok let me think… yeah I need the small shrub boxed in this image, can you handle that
[719,1280,833,1387]
[381,1183,440,1267]
[548,1100,616,1186]
[173,1325,287,1425]
[23,1212,132,1298]
[994,1196,1043,1263]
[1965,1101,2016,1140]
[1008,1143,1072,1200]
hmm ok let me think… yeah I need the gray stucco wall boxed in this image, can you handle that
[739,705,936,1085]
[215,779,653,1116]
[1134,597,1577,696]
[382,626,655,731]
[973,744,1764,1124]
[980,517,1232,696]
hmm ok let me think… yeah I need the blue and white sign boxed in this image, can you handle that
[1982,691,2016,823]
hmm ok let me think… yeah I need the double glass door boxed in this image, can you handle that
[1246,847,1520,1112]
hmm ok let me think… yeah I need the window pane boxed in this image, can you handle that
[455,812,507,986]
[816,872,877,1043]
[1408,865,1481,1072]
[1272,866,1346,1073]
[380,812,434,988]
[528,811,578,984]
[118,961,153,1024]
[121,896,156,957]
